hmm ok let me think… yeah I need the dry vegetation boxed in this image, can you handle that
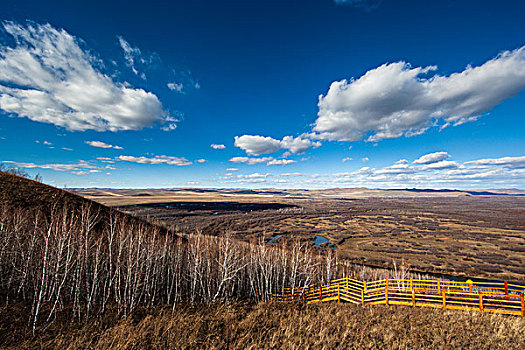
[95,189,525,282]
[3,173,525,348]
[2,302,525,349]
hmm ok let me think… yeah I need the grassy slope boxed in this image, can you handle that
[1,302,524,349]
[0,171,169,233]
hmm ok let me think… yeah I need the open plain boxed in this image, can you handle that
[74,188,525,282]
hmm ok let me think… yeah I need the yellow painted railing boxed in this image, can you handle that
[269,277,525,317]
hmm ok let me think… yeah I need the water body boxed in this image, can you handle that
[314,235,329,246]
[267,234,281,245]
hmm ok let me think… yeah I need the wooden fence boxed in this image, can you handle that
[270,277,525,317]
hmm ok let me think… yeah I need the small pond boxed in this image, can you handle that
[267,234,281,244]
[314,234,338,250]
[313,235,329,246]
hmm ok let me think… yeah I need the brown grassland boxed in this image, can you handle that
[2,173,525,349]
[77,188,525,282]
[2,302,525,349]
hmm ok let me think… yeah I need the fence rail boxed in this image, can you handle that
[269,277,525,317]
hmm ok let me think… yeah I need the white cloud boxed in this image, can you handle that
[237,173,270,179]
[420,160,458,170]
[361,157,369,162]
[464,156,525,169]
[117,36,149,80]
[234,134,320,155]
[413,151,450,164]
[161,123,177,131]
[229,156,297,166]
[234,135,282,155]
[2,160,101,173]
[226,168,239,171]
[313,46,525,142]
[267,159,297,166]
[35,140,52,145]
[117,155,191,166]
[216,153,525,189]
[196,158,207,163]
[96,157,115,163]
[0,22,171,132]
[167,82,183,93]
[280,135,321,154]
[342,157,353,163]
[211,144,226,149]
[85,140,123,149]
[170,70,200,93]
[229,156,273,165]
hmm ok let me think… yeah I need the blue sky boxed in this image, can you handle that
[1,0,524,189]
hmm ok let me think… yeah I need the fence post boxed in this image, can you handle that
[442,291,446,309]
[364,281,367,294]
[467,279,473,293]
[412,289,416,307]
[437,278,441,294]
[319,284,322,301]
[410,277,413,292]
[346,276,349,290]
[520,293,525,318]
[385,277,389,306]
[338,283,341,304]
[361,290,364,305]
[479,292,483,312]
[504,281,509,298]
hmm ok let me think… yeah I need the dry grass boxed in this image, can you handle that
[2,302,525,349]
[103,190,525,282]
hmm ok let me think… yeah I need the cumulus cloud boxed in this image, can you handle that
[234,135,281,155]
[313,46,525,142]
[234,134,320,156]
[342,157,353,163]
[85,140,123,149]
[361,157,369,162]
[211,144,226,149]
[413,151,450,164]
[280,135,321,153]
[217,152,525,188]
[0,22,171,132]
[464,156,525,169]
[117,155,191,166]
[229,156,273,165]
[196,159,207,163]
[267,159,297,166]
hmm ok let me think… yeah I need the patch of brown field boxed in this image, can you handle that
[2,302,524,349]
[82,189,525,282]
